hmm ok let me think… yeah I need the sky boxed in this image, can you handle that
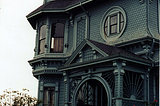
[0,0,43,97]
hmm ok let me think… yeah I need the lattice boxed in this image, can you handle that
[83,48,93,61]
[122,99,144,106]
[77,19,86,47]
[69,77,81,101]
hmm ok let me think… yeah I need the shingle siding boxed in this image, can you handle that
[148,0,159,39]
[88,0,148,45]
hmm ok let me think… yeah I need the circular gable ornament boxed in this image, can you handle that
[100,6,126,42]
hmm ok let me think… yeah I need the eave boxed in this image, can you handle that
[28,54,70,65]
[115,36,160,47]
[26,0,93,29]
[58,54,152,72]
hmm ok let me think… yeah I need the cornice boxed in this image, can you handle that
[58,54,151,72]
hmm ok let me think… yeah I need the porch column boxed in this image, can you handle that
[63,71,70,106]
[38,75,43,106]
[113,60,126,106]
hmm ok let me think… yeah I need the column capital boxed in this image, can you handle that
[113,69,125,75]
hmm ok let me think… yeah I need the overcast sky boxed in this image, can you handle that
[0,0,43,97]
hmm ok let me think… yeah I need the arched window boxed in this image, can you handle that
[50,23,64,53]
[39,25,47,54]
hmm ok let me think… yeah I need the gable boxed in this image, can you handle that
[65,39,108,65]
[64,39,150,66]
[71,44,104,64]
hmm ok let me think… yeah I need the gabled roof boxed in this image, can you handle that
[63,39,150,67]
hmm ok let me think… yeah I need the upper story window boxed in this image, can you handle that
[39,25,47,54]
[50,23,64,53]
[100,6,126,42]
[104,12,124,36]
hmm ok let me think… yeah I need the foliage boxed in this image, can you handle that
[143,99,158,106]
[133,99,158,106]
[0,88,41,106]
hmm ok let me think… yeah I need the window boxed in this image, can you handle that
[44,87,55,106]
[104,12,124,36]
[50,23,64,53]
[39,25,47,54]
[100,6,126,42]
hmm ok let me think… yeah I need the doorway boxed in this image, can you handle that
[76,79,108,106]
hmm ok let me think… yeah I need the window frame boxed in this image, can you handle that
[100,6,126,42]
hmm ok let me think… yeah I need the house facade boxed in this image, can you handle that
[27,0,159,106]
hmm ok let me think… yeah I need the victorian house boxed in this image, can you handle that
[27,0,159,106]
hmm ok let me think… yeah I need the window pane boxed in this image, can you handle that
[104,27,108,36]
[120,13,124,22]
[50,23,64,53]
[51,38,64,53]
[110,15,117,25]
[39,25,46,54]
[44,87,55,106]
[120,22,124,31]
[39,39,45,54]
[40,25,47,39]
[104,17,108,27]
[51,23,64,38]
[111,25,117,34]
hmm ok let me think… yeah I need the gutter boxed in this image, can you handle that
[65,0,93,11]
[146,0,156,102]
[80,2,89,17]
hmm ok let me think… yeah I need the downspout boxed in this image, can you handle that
[146,0,155,102]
